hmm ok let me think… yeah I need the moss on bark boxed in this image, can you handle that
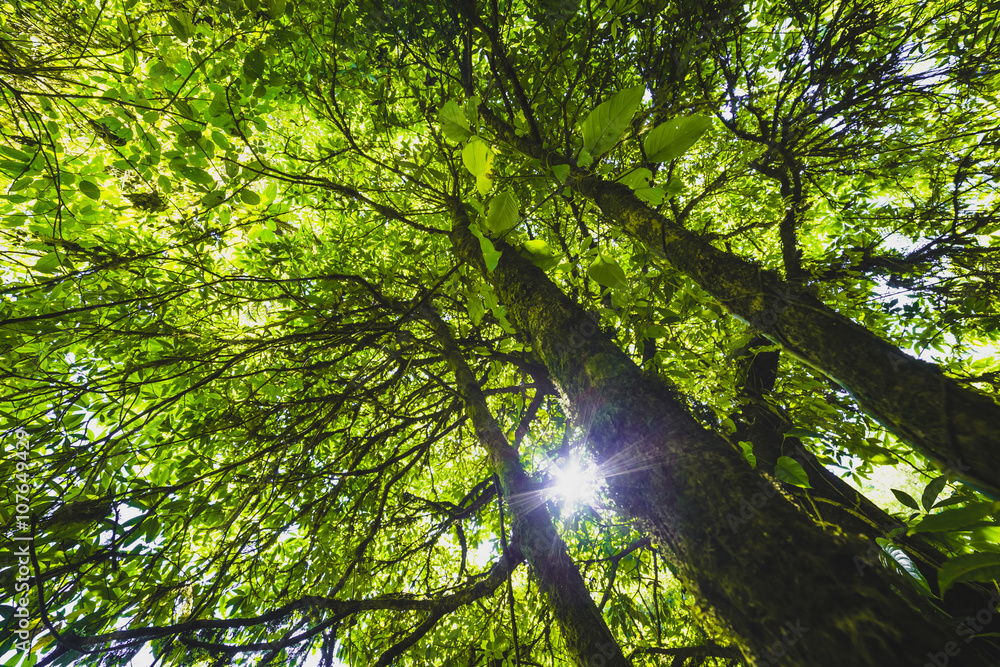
[423,307,631,667]
[481,106,1000,499]
[450,205,992,667]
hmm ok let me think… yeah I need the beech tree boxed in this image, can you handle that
[2,0,1000,666]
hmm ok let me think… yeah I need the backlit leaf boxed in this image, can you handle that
[520,239,559,270]
[644,115,712,162]
[921,475,948,511]
[890,489,921,511]
[775,456,811,488]
[469,224,501,272]
[910,502,1000,534]
[581,85,645,155]
[939,553,1000,594]
[588,253,627,290]
[438,101,473,142]
[486,189,519,234]
[462,137,494,178]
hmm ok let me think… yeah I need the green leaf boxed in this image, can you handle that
[476,174,493,196]
[486,189,519,234]
[469,225,501,272]
[588,253,627,290]
[520,239,559,270]
[79,180,101,200]
[968,526,1000,551]
[551,163,570,184]
[910,502,1000,534]
[239,189,261,205]
[167,15,189,41]
[876,538,933,596]
[174,99,196,121]
[462,137,494,178]
[243,50,266,81]
[33,252,61,274]
[644,115,713,162]
[774,456,811,488]
[180,167,216,188]
[784,427,823,439]
[921,475,948,511]
[663,179,685,197]
[618,167,651,189]
[890,489,921,511]
[466,291,485,325]
[938,552,1000,594]
[0,146,31,162]
[200,190,226,208]
[576,149,593,167]
[0,159,26,178]
[739,441,756,469]
[581,84,645,155]
[438,101,472,142]
[9,177,33,192]
[211,130,232,150]
[635,187,664,206]
[263,181,277,204]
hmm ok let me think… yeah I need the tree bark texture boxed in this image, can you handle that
[481,106,1000,499]
[450,202,993,667]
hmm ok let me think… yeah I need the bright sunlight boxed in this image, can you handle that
[546,453,602,514]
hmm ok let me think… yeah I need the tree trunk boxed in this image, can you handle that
[481,106,1000,499]
[449,201,991,667]
[422,307,631,667]
[729,338,1000,650]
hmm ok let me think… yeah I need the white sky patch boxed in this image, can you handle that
[467,538,499,569]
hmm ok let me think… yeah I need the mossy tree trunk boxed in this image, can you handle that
[481,107,1000,499]
[421,306,632,667]
[728,338,1000,652]
[449,201,990,667]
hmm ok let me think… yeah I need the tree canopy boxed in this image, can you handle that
[2,0,1000,665]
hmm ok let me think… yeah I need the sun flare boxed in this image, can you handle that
[547,454,601,513]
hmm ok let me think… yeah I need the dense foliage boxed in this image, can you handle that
[2,0,1000,665]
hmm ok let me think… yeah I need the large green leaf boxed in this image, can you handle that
[890,489,921,511]
[180,167,216,189]
[635,188,663,206]
[910,502,1000,533]
[921,475,948,511]
[774,456,811,488]
[79,181,101,200]
[462,137,494,178]
[938,552,1000,594]
[617,167,651,189]
[486,189,519,234]
[239,189,261,205]
[551,163,570,183]
[33,252,61,274]
[876,538,933,596]
[438,101,472,143]
[167,15,189,41]
[644,115,713,162]
[469,224,502,272]
[520,239,559,270]
[587,253,627,290]
[581,85,645,156]
[243,49,266,81]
